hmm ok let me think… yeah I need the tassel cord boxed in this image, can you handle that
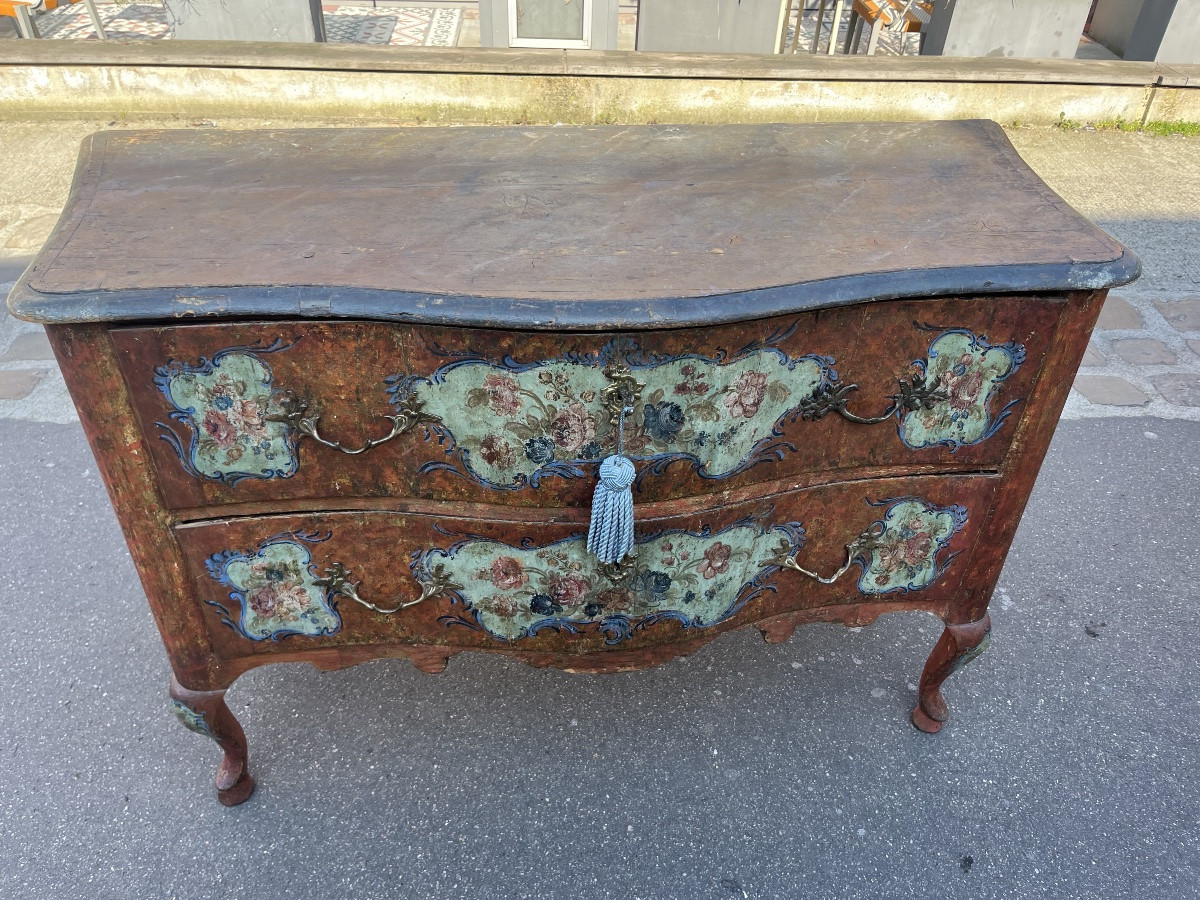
[586,404,637,565]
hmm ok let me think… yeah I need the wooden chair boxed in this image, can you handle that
[843,0,929,55]
[0,0,107,39]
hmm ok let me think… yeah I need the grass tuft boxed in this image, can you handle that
[1050,113,1199,137]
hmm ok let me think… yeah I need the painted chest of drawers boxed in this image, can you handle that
[8,121,1138,805]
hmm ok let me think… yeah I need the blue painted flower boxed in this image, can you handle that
[633,571,672,596]
[643,402,685,441]
[584,602,603,617]
[529,594,563,616]
[213,394,233,411]
[580,441,602,460]
[524,436,556,465]
[682,590,697,605]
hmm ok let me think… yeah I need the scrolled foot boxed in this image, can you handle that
[169,674,255,806]
[911,614,991,734]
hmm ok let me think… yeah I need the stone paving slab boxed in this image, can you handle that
[1005,128,1200,423]
[1063,289,1200,421]
[0,286,75,424]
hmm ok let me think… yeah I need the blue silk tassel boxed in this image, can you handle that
[587,406,636,564]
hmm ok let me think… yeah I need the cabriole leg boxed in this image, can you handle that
[911,614,991,734]
[169,674,255,806]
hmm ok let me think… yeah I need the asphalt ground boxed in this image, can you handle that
[1,412,1197,900]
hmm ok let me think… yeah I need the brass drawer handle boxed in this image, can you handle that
[775,521,885,585]
[270,392,437,456]
[798,375,949,425]
[314,561,462,614]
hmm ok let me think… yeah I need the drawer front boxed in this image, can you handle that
[175,475,996,658]
[114,297,1059,512]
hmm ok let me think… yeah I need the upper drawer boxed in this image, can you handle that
[113,296,1061,512]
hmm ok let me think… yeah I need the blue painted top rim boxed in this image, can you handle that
[7,250,1140,329]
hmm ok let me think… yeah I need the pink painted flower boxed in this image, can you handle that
[672,379,707,397]
[490,556,527,590]
[549,574,589,606]
[724,370,769,419]
[489,596,520,618]
[700,542,732,579]
[247,582,310,622]
[483,373,522,415]
[943,356,986,411]
[231,397,268,441]
[622,424,650,455]
[202,410,237,448]
[247,585,281,618]
[277,583,312,619]
[549,402,596,454]
[479,435,516,469]
[900,532,933,567]
[596,588,635,612]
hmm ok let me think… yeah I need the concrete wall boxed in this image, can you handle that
[1,43,1197,128]
[1088,0,1145,58]
[1089,0,1200,64]
[922,0,1092,59]
[163,0,325,43]
[1129,0,1200,64]
[1125,0,1179,61]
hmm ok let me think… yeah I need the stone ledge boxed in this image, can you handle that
[2,42,1198,126]
[2,40,1197,84]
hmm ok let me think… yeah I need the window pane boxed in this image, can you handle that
[515,0,585,40]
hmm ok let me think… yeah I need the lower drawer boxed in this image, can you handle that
[176,475,996,659]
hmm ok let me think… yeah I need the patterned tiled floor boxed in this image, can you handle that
[37,2,169,40]
[32,1,462,46]
[321,5,462,46]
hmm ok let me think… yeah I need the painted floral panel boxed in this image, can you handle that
[155,342,298,484]
[431,516,806,644]
[390,335,833,490]
[205,533,341,641]
[856,498,967,594]
[899,330,1026,450]
[428,497,965,644]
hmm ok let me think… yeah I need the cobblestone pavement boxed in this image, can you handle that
[2,124,1199,424]
[1009,128,1200,423]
